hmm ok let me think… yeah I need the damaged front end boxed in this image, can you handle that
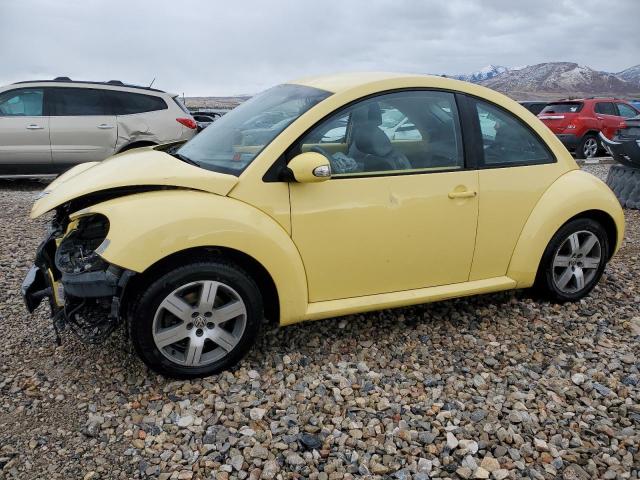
[22,207,134,344]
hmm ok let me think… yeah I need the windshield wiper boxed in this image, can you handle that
[170,152,200,167]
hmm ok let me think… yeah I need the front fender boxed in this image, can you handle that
[74,190,308,325]
[507,170,625,287]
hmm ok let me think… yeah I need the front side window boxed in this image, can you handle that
[177,84,331,175]
[50,88,106,116]
[595,102,617,116]
[296,90,463,176]
[0,88,44,116]
[617,103,639,118]
[475,100,553,166]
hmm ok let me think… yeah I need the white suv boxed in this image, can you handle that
[0,78,197,176]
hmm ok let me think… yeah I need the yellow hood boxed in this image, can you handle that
[31,149,239,218]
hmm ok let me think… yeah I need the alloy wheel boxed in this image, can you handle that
[552,230,602,294]
[152,280,247,367]
[583,137,598,158]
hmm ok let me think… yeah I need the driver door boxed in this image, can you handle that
[289,90,479,302]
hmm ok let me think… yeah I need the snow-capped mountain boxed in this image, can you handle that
[452,65,508,83]
[479,62,639,97]
[617,65,640,86]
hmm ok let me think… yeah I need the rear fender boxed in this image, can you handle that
[507,169,624,287]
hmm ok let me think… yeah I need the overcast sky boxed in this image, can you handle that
[0,0,638,96]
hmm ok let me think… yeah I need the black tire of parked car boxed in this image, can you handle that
[535,218,608,302]
[575,133,600,159]
[129,260,263,378]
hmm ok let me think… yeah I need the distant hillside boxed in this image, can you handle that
[481,62,638,99]
[617,65,640,86]
[185,95,251,109]
[449,62,640,100]
[187,62,640,107]
[452,65,508,83]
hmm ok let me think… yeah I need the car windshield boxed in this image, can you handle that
[540,102,583,114]
[177,84,331,175]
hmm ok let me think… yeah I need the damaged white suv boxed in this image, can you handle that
[0,77,197,176]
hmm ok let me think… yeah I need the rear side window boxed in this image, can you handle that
[475,99,554,167]
[0,88,44,116]
[617,103,638,118]
[50,88,107,115]
[540,102,583,114]
[103,91,168,115]
[595,102,617,116]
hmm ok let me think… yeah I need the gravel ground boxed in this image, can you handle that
[0,164,638,480]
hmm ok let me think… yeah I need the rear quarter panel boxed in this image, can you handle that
[507,169,624,287]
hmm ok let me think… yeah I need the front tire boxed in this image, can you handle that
[129,260,262,378]
[535,218,608,302]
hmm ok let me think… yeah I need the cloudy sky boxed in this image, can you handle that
[0,0,638,96]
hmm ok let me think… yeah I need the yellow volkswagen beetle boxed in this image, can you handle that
[23,73,624,377]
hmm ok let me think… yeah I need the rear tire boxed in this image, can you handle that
[535,218,608,302]
[129,260,262,378]
[575,134,599,159]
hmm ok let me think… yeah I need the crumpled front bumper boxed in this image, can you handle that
[21,265,51,313]
[21,231,63,314]
[21,233,131,316]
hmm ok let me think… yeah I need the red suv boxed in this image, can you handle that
[538,98,639,159]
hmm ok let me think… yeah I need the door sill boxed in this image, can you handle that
[301,276,516,323]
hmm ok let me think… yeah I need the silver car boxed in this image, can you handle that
[0,77,197,177]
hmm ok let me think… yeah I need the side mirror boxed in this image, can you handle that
[287,152,331,183]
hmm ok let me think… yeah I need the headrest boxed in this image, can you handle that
[354,125,392,157]
[351,103,382,126]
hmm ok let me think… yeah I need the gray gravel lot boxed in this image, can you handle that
[0,164,639,480]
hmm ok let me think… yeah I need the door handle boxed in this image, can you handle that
[97,124,114,129]
[448,190,477,199]
[26,124,44,130]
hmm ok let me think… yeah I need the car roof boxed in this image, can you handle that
[291,72,450,94]
[551,98,625,103]
[10,78,172,96]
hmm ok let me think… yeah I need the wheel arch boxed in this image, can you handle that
[122,246,280,325]
[117,140,157,153]
[571,209,617,259]
[579,130,600,141]
[507,169,624,287]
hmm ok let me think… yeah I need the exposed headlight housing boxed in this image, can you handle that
[55,214,110,274]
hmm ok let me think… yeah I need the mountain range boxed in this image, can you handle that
[185,62,640,108]
[449,62,640,100]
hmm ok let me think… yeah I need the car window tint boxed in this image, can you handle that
[540,102,582,114]
[104,91,168,115]
[475,100,553,166]
[617,103,638,118]
[0,88,44,116]
[298,90,463,176]
[595,102,617,116]
[50,88,106,115]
